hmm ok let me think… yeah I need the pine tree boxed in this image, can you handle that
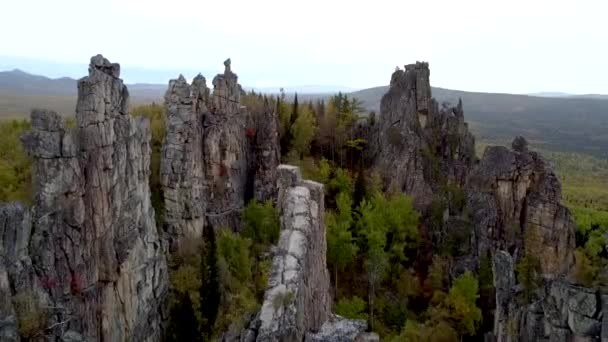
[353,167,367,207]
[291,93,299,126]
[200,226,220,338]
[166,293,201,342]
[326,192,358,296]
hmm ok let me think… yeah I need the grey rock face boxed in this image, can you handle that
[161,74,206,251]
[370,62,475,209]
[467,138,575,277]
[256,165,331,341]
[492,253,606,342]
[2,55,168,341]
[203,60,252,230]
[253,98,280,202]
[492,251,515,342]
[305,315,378,342]
[161,60,256,233]
[0,204,30,342]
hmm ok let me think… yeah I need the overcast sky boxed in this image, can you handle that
[1,0,606,93]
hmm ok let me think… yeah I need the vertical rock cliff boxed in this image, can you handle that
[468,137,587,341]
[161,74,206,251]
[203,59,252,230]
[162,59,270,234]
[467,136,575,277]
[253,98,280,202]
[370,62,475,208]
[0,55,168,341]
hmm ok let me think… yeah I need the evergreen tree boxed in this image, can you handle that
[291,93,299,126]
[326,192,358,296]
[289,106,317,159]
[200,226,220,338]
[446,271,482,337]
[166,293,201,342]
[353,168,367,207]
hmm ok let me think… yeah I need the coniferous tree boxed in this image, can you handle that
[291,93,299,126]
[353,167,367,208]
[200,226,220,338]
[166,293,201,342]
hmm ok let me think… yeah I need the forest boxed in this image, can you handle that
[0,90,606,341]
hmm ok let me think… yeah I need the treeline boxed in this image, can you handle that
[0,89,607,340]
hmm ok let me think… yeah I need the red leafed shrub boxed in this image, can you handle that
[70,274,83,294]
[40,276,57,290]
[245,127,256,138]
[218,163,229,177]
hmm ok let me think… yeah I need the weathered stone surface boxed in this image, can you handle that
[370,62,475,209]
[305,315,378,342]
[0,204,30,342]
[253,98,280,202]
[203,59,252,230]
[493,251,515,342]
[256,165,331,341]
[161,74,206,251]
[467,138,575,277]
[492,249,605,341]
[2,55,168,341]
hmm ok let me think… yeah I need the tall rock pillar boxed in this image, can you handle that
[161,74,206,251]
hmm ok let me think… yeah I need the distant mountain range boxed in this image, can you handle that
[1,68,607,158]
[528,92,608,100]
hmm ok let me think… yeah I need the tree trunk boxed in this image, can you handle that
[335,266,338,298]
[369,282,374,332]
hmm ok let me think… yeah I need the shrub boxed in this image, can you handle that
[335,296,367,320]
[242,200,280,247]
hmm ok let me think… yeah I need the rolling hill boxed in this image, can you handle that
[0,69,166,118]
[1,69,608,158]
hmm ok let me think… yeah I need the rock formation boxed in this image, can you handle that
[253,98,280,202]
[467,136,575,277]
[161,74,206,251]
[161,59,275,234]
[465,137,586,341]
[232,165,375,342]
[492,251,607,341]
[255,165,331,341]
[0,55,168,341]
[370,62,475,209]
[202,59,252,230]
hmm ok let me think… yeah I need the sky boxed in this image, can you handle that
[1,0,607,94]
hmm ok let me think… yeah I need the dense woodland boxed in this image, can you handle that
[0,90,607,340]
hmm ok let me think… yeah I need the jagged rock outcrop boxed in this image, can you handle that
[492,250,607,341]
[467,136,575,277]
[203,59,252,230]
[253,98,280,202]
[0,55,168,341]
[161,74,206,251]
[161,59,257,234]
[370,62,475,208]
